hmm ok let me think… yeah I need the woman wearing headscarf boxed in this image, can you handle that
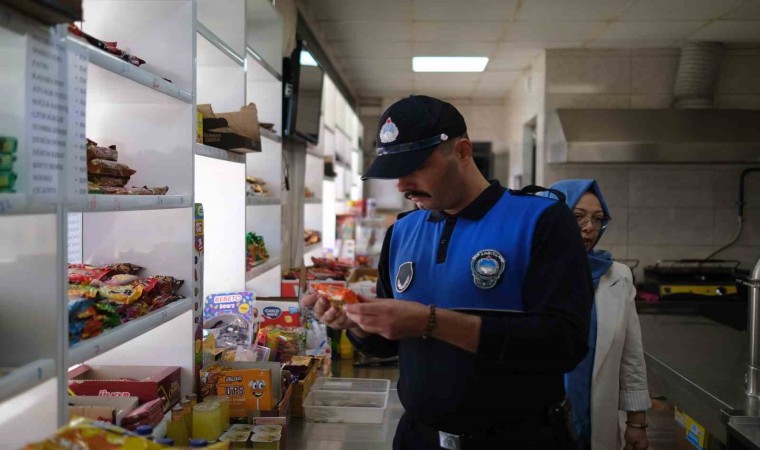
[547,179,651,450]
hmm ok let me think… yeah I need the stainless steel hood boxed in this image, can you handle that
[547,109,760,163]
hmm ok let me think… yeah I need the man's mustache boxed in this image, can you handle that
[404,191,431,200]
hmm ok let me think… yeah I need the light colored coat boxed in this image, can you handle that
[590,261,651,450]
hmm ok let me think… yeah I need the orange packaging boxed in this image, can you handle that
[215,368,273,417]
[312,283,359,308]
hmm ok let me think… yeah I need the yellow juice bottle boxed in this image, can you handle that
[181,398,193,436]
[192,402,222,442]
[188,393,198,407]
[205,395,231,432]
[167,405,189,446]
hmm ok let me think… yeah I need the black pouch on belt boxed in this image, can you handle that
[547,398,577,448]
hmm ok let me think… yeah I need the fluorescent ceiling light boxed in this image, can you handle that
[413,56,489,72]
[300,50,318,67]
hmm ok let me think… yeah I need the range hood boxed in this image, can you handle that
[548,108,760,163]
[548,42,760,164]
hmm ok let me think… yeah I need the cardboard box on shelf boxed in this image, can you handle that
[198,103,261,153]
[256,300,301,328]
[68,365,181,413]
[675,407,714,450]
[68,396,138,425]
[200,361,292,420]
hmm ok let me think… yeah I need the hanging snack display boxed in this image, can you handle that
[246,232,270,270]
[246,176,270,197]
[67,263,184,344]
[0,136,18,193]
[86,139,169,195]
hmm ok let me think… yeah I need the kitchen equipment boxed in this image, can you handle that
[742,257,760,397]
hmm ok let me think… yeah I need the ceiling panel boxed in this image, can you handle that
[688,20,760,41]
[479,71,522,84]
[413,0,518,22]
[320,21,412,42]
[412,42,498,57]
[598,21,707,40]
[414,73,483,85]
[310,0,413,22]
[722,1,760,19]
[336,57,411,71]
[330,41,414,58]
[414,21,506,43]
[517,0,632,22]
[588,39,678,48]
[504,21,607,42]
[620,0,744,20]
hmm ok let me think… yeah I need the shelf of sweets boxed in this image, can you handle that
[245,256,281,281]
[66,34,193,105]
[195,143,246,164]
[69,194,191,213]
[0,358,56,403]
[246,195,280,206]
[68,297,192,367]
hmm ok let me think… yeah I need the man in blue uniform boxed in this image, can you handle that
[301,95,593,449]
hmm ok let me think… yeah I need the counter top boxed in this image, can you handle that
[639,313,760,445]
[286,359,402,449]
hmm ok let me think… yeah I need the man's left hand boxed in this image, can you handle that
[344,297,429,340]
[623,426,649,450]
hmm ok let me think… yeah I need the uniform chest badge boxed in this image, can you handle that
[379,117,399,144]
[471,250,506,289]
[395,261,414,293]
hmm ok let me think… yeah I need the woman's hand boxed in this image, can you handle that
[623,424,649,450]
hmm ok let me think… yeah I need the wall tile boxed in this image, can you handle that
[628,207,714,245]
[629,169,714,207]
[546,55,631,94]
[713,166,760,208]
[560,165,630,207]
[600,206,628,245]
[631,55,679,94]
[630,94,673,108]
[715,207,760,247]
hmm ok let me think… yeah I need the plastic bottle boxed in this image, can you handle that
[155,437,174,446]
[135,425,154,440]
[204,395,230,431]
[166,405,189,446]
[339,330,354,360]
[181,399,193,436]
[189,439,208,448]
[192,402,222,442]
[187,393,198,407]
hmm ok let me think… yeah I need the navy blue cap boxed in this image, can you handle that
[362,95,467,180]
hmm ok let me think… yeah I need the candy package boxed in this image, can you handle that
[23,417,165,450]
[88,159,137,178]
[255,326,305,363]
[311,283,359,309]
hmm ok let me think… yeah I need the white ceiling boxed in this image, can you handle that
[302,0,760,101]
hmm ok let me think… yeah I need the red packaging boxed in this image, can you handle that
[68,365,181,413]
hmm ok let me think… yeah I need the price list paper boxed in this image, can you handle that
[67,40,87,197]
[26,28,67,198]
[67,212,83,264]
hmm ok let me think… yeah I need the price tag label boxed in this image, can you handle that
[67,40,88,197]
[27,28,67,198]
[67,212,83,264]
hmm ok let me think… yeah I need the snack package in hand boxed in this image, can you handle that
[311,283,359,309]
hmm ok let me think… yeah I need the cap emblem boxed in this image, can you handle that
[379,117,399,144]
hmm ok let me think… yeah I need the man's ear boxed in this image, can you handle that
[454,138,473,161]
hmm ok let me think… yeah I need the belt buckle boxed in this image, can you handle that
[438,431,461,450]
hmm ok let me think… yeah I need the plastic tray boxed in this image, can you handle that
[303,390,389,424]
[312,377,390,393]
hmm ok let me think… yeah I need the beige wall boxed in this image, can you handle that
[504,47,760,277]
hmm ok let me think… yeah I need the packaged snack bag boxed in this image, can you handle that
[311,283,359,309]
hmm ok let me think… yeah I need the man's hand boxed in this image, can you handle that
[344,297,429,340]
[300,292,357,330]
[623,425,649,450]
